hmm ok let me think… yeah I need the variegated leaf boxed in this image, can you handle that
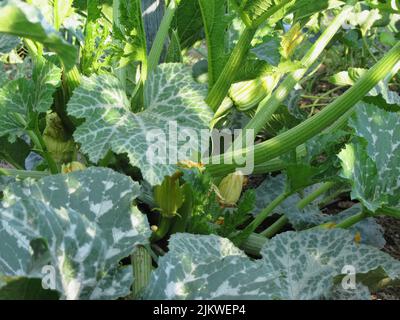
[253,175,385,248]
[0,167,150,299]
[68,63,213,185]
[143,229,400,300]
[339,103,400,211]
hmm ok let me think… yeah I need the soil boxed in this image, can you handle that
[373,216,400,300]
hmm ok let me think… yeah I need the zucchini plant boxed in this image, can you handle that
[0,0,400,300]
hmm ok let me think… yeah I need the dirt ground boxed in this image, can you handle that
[374,216,400,300]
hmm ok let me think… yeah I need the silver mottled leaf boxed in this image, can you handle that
[68,63,213,185]
[339,103,400,211]
[0,167,150,299]
[143,229,400,300]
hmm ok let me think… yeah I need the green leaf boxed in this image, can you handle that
[0,34,20,54]
[251,36,280,66]
[0,275,59,299]
[0,167,150,299]
[68,63,213,185]
[166,29,183,63]
[114,0,147,66]
[172,0,204,49]
[0,136,30,169]
[339,103,400,212]
[231,0,292,27]
[0,0,77,70]
[143,229,400,299]
[198,0,231,87]
[80,0,103,75]
[0,58,61,142]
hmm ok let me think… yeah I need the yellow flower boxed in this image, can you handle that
[61,161,86,173]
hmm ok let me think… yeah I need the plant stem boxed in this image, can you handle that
[334,210,367,229]
[169,184,193,234]
[379,207,400,219]
[243,191,290,235]
[239,233,267,257]
[260,215,288,238]
[0,168,50,179]
[131,245,152,299]
[14,114,59,174]
[246,5,353,136]
[206,26,257,111]
[297,181,336,210]
[205,42,400,173]
[150,216,173,242]
[147,0,178,73]
[362,36,378,63]
[260,182,337,238]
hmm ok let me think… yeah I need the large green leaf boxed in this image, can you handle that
[0,58,61,142]
[68,63,213,185]
[339,103,400,212]
[143,229,400,299]
[172,0,204,49]
[0,0,77,70]
[0,167,150,299]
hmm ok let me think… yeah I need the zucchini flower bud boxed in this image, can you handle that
[216,172,245,207]
[43,113,75,164]
[154,174,185,218]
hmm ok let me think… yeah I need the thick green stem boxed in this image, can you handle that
[206,26,256,112]
[206,42,400,173]
[131,245,152,299]
[240,233,267,257]
[147,0,178,73]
